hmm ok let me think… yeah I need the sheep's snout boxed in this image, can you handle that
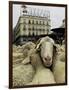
[45,56,51,61]
[43,56,52,67]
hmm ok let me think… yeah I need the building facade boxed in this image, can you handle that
[13,5,51,45]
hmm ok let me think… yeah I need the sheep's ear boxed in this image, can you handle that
[53,44,60,52]
[53,44,57,58]
[35,44,41,52]
[22,57,31,65]
[35,38,43,51]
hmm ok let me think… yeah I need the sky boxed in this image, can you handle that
[13,4,65,29]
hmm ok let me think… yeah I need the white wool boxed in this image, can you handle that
[52,44,65,83]
[36,36,55,67]
[26,52,56,85]
[28,68,56,85]
[13,39,65,86]
[13,64,35,87]
[52,60,65,83]
[13,42,36,87]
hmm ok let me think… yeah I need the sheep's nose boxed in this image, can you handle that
[45,58,47,61]
[45,56,51,62]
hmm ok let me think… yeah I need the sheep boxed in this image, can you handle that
[55,44,65,62]
[52,44,65,83]
[13,64,35,87]
[13,42,36,67]
[35,36,65,84]
[13,42,35,54]
[36,36,56,67]
[13,52,23,67]
[13,38,65,86]
[13,45,23,53]
[13,42,36,87]
[21,42,36,60]
[22,42,36,50]
[22,49,56,85]
[13,45,24,67]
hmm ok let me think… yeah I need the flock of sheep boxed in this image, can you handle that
[12,36,65,87]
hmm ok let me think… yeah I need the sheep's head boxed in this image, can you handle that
[36,36,56,67]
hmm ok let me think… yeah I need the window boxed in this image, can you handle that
[47,22,49,26]
[36,31,38,35]
[28,20,31,24]
[40,21,41,25]
[29,32,31,35]
[32,20,34,24]
[43,21,45,25]
[23,19,26,24]
[32,27,34,30]
[43,29,45,33]
[23,26,26,31]
[28,28,31,31]
[36,21,38,24]
[32,32,34,36]
[47,29,49,34]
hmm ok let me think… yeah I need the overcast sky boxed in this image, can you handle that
[13,4,65,29]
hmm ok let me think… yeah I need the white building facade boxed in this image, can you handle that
[13,5,51,45]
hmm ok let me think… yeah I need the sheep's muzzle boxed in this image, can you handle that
[42,56,52,67]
